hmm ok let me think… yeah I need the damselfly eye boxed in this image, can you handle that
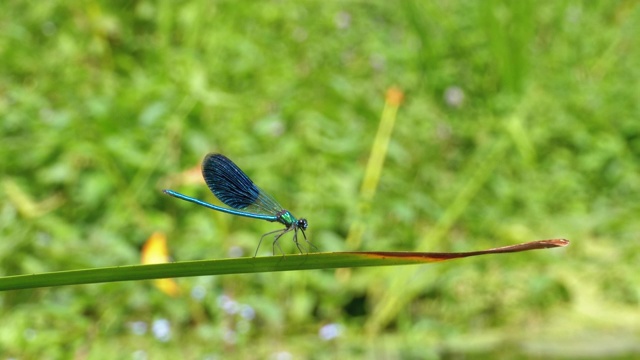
[298,219,308,230]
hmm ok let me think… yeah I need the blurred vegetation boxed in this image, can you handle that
[1,0,639,358]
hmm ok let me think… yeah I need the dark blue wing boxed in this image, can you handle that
[202,153,284,215]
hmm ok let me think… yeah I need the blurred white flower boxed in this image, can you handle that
[271,351,293,360]
[444,86,465,108]
[132,350,147,360]
[152,319,171,342]
[239,304,256,320]
[128,321,147,336]
[319,323,343,341]
[217,294,239,315]
[335,11,351,29]
[191,285,207,301]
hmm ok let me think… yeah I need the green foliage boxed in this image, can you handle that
[1,0,639,358]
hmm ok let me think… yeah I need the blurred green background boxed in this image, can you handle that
[1,1,639,358]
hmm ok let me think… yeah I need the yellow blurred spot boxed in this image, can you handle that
[142,232,181,297]
[385,86,404,106]
[153,278,181,297]
[142,232,171,264]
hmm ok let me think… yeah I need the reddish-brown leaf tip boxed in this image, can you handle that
[344,238,570,263]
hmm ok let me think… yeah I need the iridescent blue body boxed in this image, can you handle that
[163,153,310,255]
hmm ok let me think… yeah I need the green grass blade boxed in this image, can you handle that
[0,239,568,291]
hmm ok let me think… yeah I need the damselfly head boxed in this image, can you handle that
[297,218,308,230]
